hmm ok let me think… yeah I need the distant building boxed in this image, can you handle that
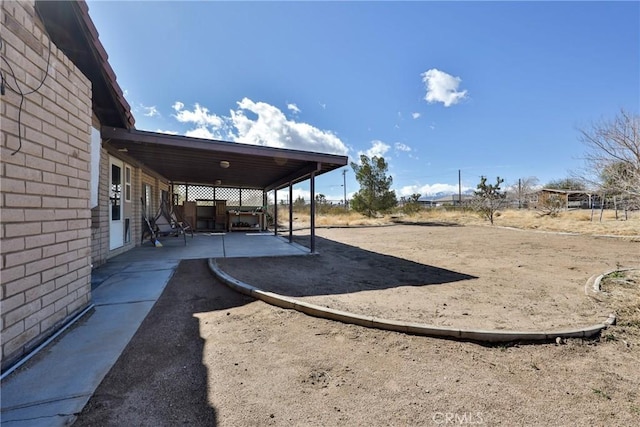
[428,194,474,207]
[532,189,599,210]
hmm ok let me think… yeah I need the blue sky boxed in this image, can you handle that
[87,1,639,202]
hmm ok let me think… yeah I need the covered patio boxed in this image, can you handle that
[96,232,310,269]
[102,127,348,253]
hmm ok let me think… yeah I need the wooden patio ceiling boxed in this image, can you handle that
[102,127,348,191]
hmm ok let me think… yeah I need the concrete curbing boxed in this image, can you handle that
[585,267,638,326]
[588,267,636,294]
[208,259,617,343]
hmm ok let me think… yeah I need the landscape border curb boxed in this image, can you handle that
[585,267,636,295]
[208,259,616,343]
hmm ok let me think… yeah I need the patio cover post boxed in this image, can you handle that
[273,188,278,236]
[288,183,293,243]
[262,190,267,231]
[310,170,316,253]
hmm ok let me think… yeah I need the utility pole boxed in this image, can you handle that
[518,178,522,209]
[342,169,348,210]
[458,169,462,206]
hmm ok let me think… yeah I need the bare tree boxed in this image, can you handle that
[537,194,565,217]
[579,109,640,203]
[505,176,540,208]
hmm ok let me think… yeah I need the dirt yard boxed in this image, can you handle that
[76,224,639,426]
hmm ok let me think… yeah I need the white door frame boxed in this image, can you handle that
[109,157,124,250]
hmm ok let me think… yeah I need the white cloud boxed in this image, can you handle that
[394,142,412,152]
[398,183,472,197]
[421,68,468,107]
[412,112,421,119]
[154,129,179,135]
[167,98,348,156]
[229,98,348,155]
[142,105,160,117]
[173,102,224,128]
[268,187,311,204]
[170,102,229,140]
[287,103,301,114]
[185,127,216,140]
[358,140,390,160]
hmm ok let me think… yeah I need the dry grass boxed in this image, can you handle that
[600,270,640,346]
[279,210,391,227]
[278,207,640,237]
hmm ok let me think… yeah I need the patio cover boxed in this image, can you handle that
[102,127,348,191]
[36,1,345,252]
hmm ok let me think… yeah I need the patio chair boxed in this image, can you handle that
[164,198,194,239]
[141,197,192,246]
[153,210,187,245]
[141,198,161,246]
[160,195,193,237]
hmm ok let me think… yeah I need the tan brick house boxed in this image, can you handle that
[1,0,185,371]
[0,0,154,371]
[0,0,178,370]
[1,0,346,372]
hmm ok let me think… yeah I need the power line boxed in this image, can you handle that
[0,27,53,155]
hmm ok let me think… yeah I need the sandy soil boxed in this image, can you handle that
[219,225,638,332]
[76,224,640,426]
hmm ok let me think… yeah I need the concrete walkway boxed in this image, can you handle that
[0,233,308,427]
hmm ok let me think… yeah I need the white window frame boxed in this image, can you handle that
[124,166,132,202]
[90,127,101,208]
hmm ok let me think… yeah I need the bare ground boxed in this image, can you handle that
[75,224,640,426]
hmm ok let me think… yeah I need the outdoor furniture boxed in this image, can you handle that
[141,197,193,246]
[227,209,265,232]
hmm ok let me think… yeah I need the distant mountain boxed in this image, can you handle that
[418,190,475,202]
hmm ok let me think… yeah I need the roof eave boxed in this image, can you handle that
[35,0,135,129]
[102,127,348,165]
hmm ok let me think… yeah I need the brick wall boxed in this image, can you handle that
[1,1,92,370]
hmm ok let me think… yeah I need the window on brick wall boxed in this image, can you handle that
[90,127,101,208]
[143,184,153,218]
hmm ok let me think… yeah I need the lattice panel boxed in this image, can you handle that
[215,187,239,205]
[186,185,214,203]
[241,189,264,207]
[177,185,263,207]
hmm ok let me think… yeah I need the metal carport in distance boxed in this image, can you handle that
[101,127,349,251]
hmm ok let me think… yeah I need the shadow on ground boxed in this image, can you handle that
[75,260,251,426]
[216,236,477,297]
[390,220,462,227]
[75,235,476,424]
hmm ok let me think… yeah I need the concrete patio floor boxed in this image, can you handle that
[0,232,308,427]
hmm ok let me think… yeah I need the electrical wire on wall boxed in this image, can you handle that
[0,25,52,155]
